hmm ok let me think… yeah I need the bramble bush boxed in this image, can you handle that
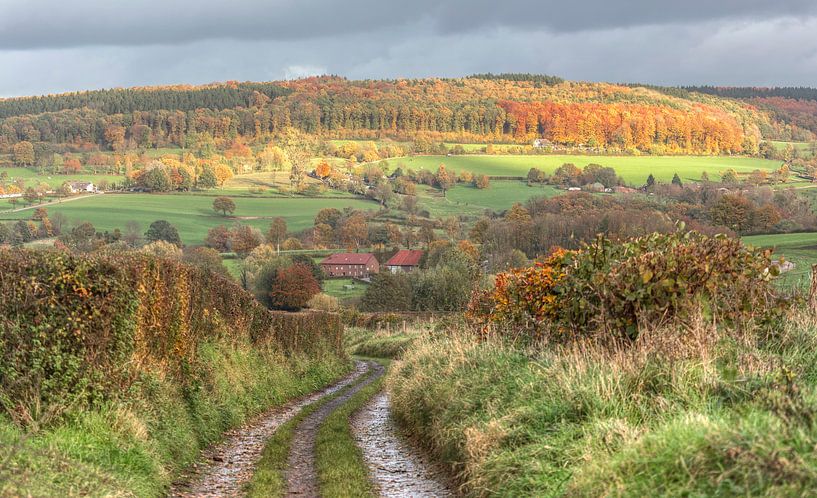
[0,248,341,426]
[469,229,787,340]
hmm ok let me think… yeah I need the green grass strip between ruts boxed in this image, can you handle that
[245,361,385,497]
[316,358,391,498]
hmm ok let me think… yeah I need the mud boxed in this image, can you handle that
[351,392,455,497]
[169,361,370,498]
[285,361,385,496]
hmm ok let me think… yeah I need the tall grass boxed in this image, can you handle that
[0,340,349,497]
[387,313,817,496]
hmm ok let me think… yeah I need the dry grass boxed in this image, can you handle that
[387,311,817,496]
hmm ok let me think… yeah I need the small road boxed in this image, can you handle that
[169,359,454,497]
[285,361,385,496]
[352,392,454,497]
[169,362,370,498]
[0,193,101,214]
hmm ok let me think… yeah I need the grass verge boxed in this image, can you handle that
[387,316,817,497]
[0,342,350,497]
[315,359,390,498]
[344,327,422,359]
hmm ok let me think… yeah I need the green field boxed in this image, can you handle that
[771,141,815,155]
[322,278,368,301]
[742,232,817,288]
[383,155,783,185]
[415,181,561,217]
[0,194,377,245]
[0,167,124,189]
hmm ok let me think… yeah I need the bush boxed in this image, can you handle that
[0,248,342,425]
[361,272,413,311]
[471,229,787,340]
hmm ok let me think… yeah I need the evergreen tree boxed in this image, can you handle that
[671,173,683,187]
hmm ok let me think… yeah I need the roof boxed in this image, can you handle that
[321,253,378,265]
[385,250,424,267]
[70,181,93,187]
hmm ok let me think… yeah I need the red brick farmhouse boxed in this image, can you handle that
[385,250,424,273]
[320,253,380,278]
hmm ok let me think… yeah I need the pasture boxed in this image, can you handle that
[0,167,124,189]
[417,180,561,217]
[0,193,377,245]
[381,154,782,185]
[742,232,817,288]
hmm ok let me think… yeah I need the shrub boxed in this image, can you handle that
[0,248,342,425]
[361,272,414,311]
[470,229,787,340]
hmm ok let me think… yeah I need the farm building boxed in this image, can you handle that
[69,181,95,193]
[320,253,380,279]
[385,250,424,273]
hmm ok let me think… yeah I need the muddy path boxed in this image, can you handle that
[351,392,455,497]
[169,361,370,498]
[285,361,385,496]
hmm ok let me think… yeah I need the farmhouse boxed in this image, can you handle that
[385,249,424,273]
[69,181,95,193]
[320,253,380,279]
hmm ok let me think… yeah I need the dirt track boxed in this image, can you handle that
[352,392,455,497]
[169,362,369,498]
[284,361,385,496]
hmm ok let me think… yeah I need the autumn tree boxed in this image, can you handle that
[214,164,234,188]
[435,164,456,197]
[12,141,34,166]
[721,169,739,184]
[204,225,232,252]
[103,125,127,151]
[266,217,288,251]
[315,160,332,178]
[63,157,82,174]
[230,225,264,257]
[340,213,369,250]
[213,196,236,216]
[473,174,490,189]
[182,247,229,275]
[264,264,321,311]
[553,163,582,187]
[198,167,218,189]
[145,220,182,247]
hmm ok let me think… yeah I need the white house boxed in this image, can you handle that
[69,182,95,193]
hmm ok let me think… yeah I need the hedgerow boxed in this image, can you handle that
[0,248,342,426]
[469,229,788,340]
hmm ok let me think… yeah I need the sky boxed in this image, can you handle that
[1,0,817,97]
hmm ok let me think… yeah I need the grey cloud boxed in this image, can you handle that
[2,16,817,98]
[1,0,816,49]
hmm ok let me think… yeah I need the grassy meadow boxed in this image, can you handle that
[743,232,817,288]
[389,319,817,496]
[0,193,377,245]
[380,154,782,184]
[0,167,123,189]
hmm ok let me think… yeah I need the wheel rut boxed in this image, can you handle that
[351,392,455,497]
[169,361,369,498]
[284,361,385,496]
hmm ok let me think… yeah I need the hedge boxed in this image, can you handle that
[0,248,342,422]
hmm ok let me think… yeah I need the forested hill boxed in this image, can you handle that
[0,75,806,154]
[0,82,291,118]
[685,86,817,101]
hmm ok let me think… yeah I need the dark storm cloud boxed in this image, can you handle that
[1,1,817,96]
[0,0,816,49]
